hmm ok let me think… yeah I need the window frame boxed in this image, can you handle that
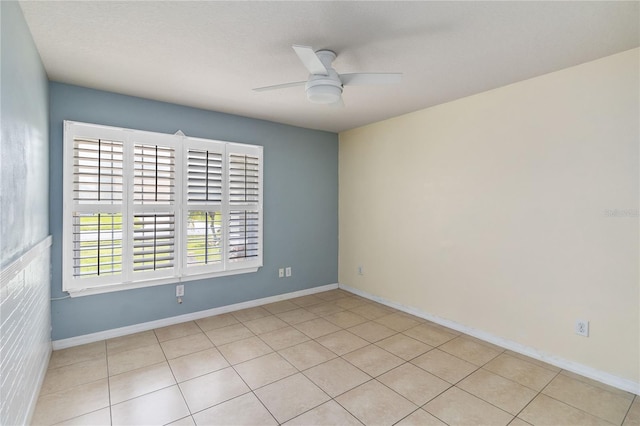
[62,121,263,297]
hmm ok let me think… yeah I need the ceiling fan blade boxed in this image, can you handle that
[292,45,328,76]
[340,73,403,86]
[253,81,306,92]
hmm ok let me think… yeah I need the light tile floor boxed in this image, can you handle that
[33,289,639,425]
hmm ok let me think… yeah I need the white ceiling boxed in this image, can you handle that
[20,1,639,133]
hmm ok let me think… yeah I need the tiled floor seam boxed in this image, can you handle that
[451,385,518,422]
[409,348,481,385]
[236,360,300,393]
[251,389,284,426]
[104,341,114,426]
[408,406,452,426]
[621,395,637,425]
[225,351,294,424]
[327,377,376,425]
[390,406,423,426]
[48,407,105,426]
[505,351,562,374]
[165,349,195,423]
[480,356,560,394]
[100,340,113,426]
[517,368,630,425]
[329,395,368,426]
[507,368,562,425]
[538,392,623,425]
[269,389,333,425]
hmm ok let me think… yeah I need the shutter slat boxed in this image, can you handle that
[134,254,174,262]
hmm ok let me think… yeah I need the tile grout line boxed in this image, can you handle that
[620,395,637,425]
[159,327,195,425]
[104,339,113,426]
[538,368,631,424]
[538,390,625,425]
[511,368,563,425]
[451,386,517,422]
[225,357,280,425]
[479,352,560,394]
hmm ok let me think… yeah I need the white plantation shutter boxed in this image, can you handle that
[64,123,129,291]
[63,121,262,296]
[130,134,178,280]
[184,140,226,273]
[71,137,124,281]
[226,144,262,269]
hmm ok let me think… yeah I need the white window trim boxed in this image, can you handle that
[62,121,263,297]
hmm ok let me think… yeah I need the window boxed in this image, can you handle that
[63,121,263,296]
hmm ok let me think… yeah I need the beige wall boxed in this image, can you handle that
[339,48,639,384]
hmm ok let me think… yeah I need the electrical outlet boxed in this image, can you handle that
[176,284,184,297]
[575,319,589,337]
[285,267,292,277]
[278,268,284,278]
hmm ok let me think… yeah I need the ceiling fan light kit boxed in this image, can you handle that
[253,45,402,106]
[306,74,343,105]
[306,83,343,104]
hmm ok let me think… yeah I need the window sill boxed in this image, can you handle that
[64,267,260,298]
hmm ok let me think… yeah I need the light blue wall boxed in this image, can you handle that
[49,83,338,340]
[1,1,49,267]
[1,3,52,425]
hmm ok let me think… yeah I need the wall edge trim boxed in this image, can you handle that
[339,283,640,396]
[25,344,52,425]
[52,283,339,349]
[1,235,52,286]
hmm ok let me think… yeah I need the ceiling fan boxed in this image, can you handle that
[253,45,402,105]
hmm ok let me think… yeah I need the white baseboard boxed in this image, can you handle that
[52,283,339,350]
[339,283,640,396]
